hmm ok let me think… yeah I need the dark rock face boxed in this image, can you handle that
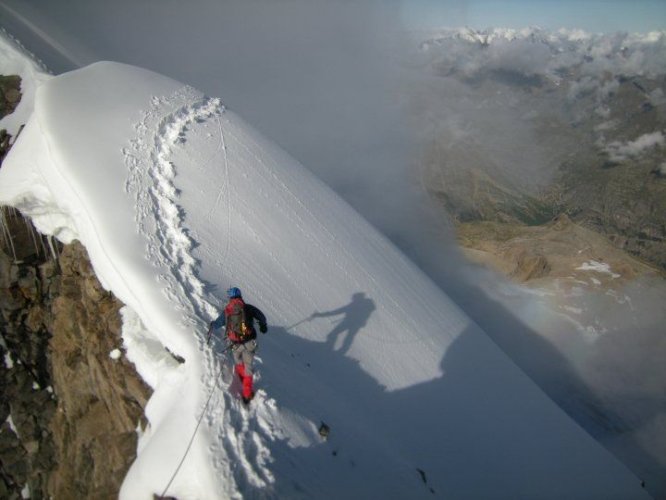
[0,207,152,500]
[48,240,151,500]
[1,209,59,499]
[0,75,21,118]
[0,75,22,165]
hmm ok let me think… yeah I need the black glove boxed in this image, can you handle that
[259,324,267,334]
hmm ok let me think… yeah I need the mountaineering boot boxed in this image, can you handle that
[242,392,255,405]
[241,373,254,402]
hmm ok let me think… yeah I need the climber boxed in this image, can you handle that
[209,287,267,404]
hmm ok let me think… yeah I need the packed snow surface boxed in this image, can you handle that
[0,56,650,499]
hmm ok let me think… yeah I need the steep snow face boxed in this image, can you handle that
[0,61,649,499]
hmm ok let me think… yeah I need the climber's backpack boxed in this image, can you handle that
[225,297,249,343]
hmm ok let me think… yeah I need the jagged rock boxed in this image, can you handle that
[16,266,39,302]
[4,88,19,105]
[0,249,12,287]
[318,421,330,440]
[1,207,151,498]
[0,421,28,493]
[24,305,46,332]
[47,241,151,499]
[0,75,22,165]
[0,75,21,118]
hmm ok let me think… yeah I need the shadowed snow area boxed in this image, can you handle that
[0,61,650,498]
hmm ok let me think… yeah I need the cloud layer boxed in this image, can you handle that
[603,131,665,163]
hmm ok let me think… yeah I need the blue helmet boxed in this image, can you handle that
[227,287,242,299]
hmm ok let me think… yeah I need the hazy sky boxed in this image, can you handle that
[402,0,666,32]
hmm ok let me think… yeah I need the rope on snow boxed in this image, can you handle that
[159,379,218,498]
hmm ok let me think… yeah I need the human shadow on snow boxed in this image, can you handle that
[236,305,649,499]
[311,292,376,355]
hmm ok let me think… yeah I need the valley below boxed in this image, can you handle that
[416,28,666,496]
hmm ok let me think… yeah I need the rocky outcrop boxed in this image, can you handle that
[48,240,151,499]
[0,191,57,499]
[457,214,659,285]
[0,207,151,499]
[0,75,21,118]
[0,75,22,164]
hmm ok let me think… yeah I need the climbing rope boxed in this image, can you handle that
[159,361,221,498]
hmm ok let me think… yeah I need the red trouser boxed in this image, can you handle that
[232,339,256,399]
[235,363,254,399]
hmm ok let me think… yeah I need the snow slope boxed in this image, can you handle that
[0,57,650,499]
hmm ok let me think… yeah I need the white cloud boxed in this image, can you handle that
[485,38,552,77]
[420,29,666,85]
[568,76,598,101]
[594,120,618,132]
[595,106,611,119]
[603,131,665,163]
